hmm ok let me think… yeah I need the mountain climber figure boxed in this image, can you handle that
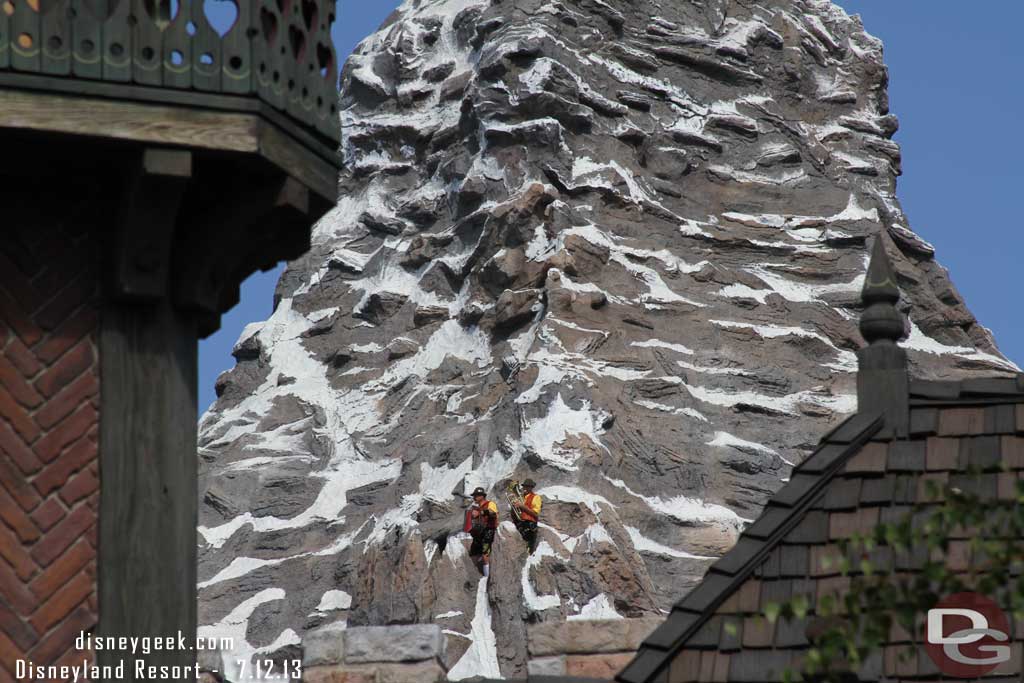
[512,479,542,554]
[466,487,498,578]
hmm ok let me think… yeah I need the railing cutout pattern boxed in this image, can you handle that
[0,0,339,141]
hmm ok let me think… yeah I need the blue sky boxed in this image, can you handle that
[198,1,403,414]
[836,0,1023,369]
[198,1,1023,412]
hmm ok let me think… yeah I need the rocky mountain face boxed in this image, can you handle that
[196,0,1017,678]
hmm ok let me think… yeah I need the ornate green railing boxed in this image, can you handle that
[0,0,339,143]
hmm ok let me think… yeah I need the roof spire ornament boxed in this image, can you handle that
[859,236,907,345]
[856,237,909,437]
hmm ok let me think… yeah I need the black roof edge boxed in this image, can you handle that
[910,397,1024,408]
[618,647,671,683]
[910,376,1024,403]
[818,411,885,445]
[616,412,884,683]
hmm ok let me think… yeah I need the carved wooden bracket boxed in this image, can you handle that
[110,148,192,301]
[173,175,315,337]
[108,146,330,338]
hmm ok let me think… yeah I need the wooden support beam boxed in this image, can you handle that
[0,87,339,200]
[99,297,198,680]
[173,175,309,315]
[0,88,260,152]
[110,148,192,301]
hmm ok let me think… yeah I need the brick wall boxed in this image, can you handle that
[0,217,101,680]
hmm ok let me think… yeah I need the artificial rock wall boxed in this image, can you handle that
[198,0,1019,677]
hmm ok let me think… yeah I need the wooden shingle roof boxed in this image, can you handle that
[618,390,1024,683]
[617,237,1024,683]
[616,411,883,683]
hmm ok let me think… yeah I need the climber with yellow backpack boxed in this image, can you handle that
[464,487,498,578]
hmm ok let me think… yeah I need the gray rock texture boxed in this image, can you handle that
[346,625,447,664]
[196,0,1017,679]
[303,622,350,668]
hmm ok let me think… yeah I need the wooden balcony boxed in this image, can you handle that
[0,0,340,199]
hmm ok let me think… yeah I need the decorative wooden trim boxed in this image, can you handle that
[0,69,266,110]
[0,72,341,166]
[0,0,340,141]
[0,88,260,152]
[0,87,339,199]
[259,119,338,202]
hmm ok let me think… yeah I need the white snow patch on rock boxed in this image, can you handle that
[634,399,708,422]
[710,319,857,372]
[904,320,1019,371]
[677,360,753,377]
[582,523,615,548]
[681,378,855,417]
[519,393,607,471]
[567,593,622,621]
[198,457,400,550]
[364,458,474,548]
[435,610,464,620]
[631,339,695,355]
[744,263,864,304]
[315,589,353,612]
[625,526,713,559]
[198,588,292,683]
[706,431,779,457]
[447,577,502,680]
[521,541,562,612]
[540,486,613,515]
[651,494,748,528]
[198,556,288,589]
[605,476,746,528]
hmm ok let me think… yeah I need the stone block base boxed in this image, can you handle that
[528,617,664,657]
[302,625,447,683]
[304,661,445,683]
[566,653,637,679]
[525,618,662,681]
[528,655,567,676]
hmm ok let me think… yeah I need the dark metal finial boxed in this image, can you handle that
[859,237,906,345]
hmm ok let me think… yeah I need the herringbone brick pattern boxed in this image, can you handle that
[0,221,99,679]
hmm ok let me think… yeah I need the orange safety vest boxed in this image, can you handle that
[481,500,498,529]
[520,492,541,523]
[465,500,499,531]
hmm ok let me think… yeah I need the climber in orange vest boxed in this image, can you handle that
[512,479,542,554]
[466,487,498,578]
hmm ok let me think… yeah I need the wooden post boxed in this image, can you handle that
[98,299,199,677]
[98,149,199,678]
